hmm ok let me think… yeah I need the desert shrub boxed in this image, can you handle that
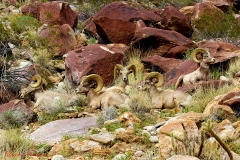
[150,0,200,9]
[0,129,37,159]
[10,15,40,34]
[226,57,240,78]
[0,110,28,129]
[192,9,240,41]
[0,22,11,41]
[97,106,118,127]
[190,84,235,113]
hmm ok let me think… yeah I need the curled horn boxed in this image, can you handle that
[127,64,136,79]
[81,74,103,92]
[29,75,42,88]
[114,64,123,80]
[192,48,209,63]
[145,72,164,87]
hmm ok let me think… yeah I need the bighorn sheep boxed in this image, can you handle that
[75,74,131,110]
[19,75,47,106]
[105,64,136,94]
[139,72,192,109]
[175,48,215,89]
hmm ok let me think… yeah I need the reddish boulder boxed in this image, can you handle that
[131,27,196,57]
[38,1,78,29]
[84,1,162,45]
[0,99,36,126]
[65,44,128,88]
[191,2,224,20]
[163,59,199,86]
[202,0,230,12]
[20,1,42,17]
[158,6,193,37]
[141,55,183,73]
[198,40,240,63]
[38,24,79,56]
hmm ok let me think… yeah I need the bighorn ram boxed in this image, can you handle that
[105,64,136,94]
[175,48,215,89]
[140,72,192,109]
[75,74,131,110]
[19,75,47,106]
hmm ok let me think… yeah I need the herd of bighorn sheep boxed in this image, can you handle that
[19,48,218,111]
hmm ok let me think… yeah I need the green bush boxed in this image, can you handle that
[10,15,40,34]
[192,9,240,41]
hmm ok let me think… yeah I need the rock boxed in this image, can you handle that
[38,24,79,56]
[198,40,240,63]
[163,59,198,86]
[29,117,97,145]
[191,2,224,20]
[158,6,193,37]
[20,1,42,17]
[202,0,230,12]
[142,55,183,73]
[117,112,141,127]
[0,99,36,127]
[70,140,101,152]
[112,153,126,160]
[0,83,17,104]
[203,87,240,122]
[84,1,162,45]
[158,118,199,159]
[131,27,196,57]
[51,155,66,160]
[89,132,116,144]
[38,1,78,29]
[167,155,200,160]
[65,44,127,88]
[212,119,235,140]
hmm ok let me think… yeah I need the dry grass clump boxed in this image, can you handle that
[190,84,236,113]
[226,57,240,78]
[0,129,37,159]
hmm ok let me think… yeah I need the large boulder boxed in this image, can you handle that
[141,55,183,73]
[158,118,199,159]
[131,27,196,58]
[0,99,36,128]
[29,117,97,145]
[84,1,162,45]
[37,1,78,29]
[203,87,240,122]
[158,6,193,37]
[38,24,79,56]
[65,44,128,88]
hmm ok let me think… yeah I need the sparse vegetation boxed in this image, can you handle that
[192,9,240,41]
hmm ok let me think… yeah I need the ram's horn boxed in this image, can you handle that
[29,75,42,88]
[114,64,123,80]
[192,48,209,63]
[81,74,103,92]
[127,64,136,79]
[145,72,164,87]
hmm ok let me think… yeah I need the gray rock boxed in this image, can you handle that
[28,117,96,145]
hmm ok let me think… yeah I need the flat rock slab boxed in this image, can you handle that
[28,117,97,145]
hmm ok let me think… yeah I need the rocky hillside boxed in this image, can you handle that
[0,0,240,160]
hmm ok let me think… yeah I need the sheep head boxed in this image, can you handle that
[114,64,136,84]
[19,75,47,99]
[140,72,164,90]
[75,74,104,94]
[192,48,215,64]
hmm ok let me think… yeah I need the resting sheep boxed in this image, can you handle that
[75,74,131,110]
[139,72,192,110]
[175,48,215,89]
[19,75,47,106]
[105,64,136,94]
